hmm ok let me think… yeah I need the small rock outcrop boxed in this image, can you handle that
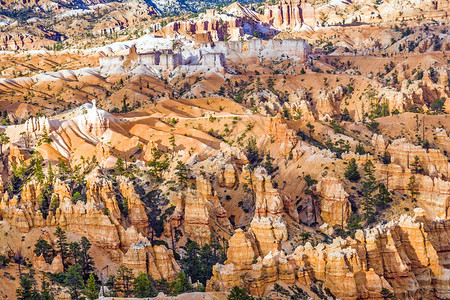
[317,177,350,227]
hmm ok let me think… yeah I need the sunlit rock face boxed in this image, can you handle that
[208,210,450,299]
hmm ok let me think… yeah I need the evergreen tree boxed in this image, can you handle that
[34,238,54,264]
[69,242,81,265]
[227,286,254,300]
[71,192,84,204]
[85,273,99,300]
[47,163,55,183]
[65,264,84,300]
[198,244,214,284]
[182,240,201,283]
[407,175,419,202]
[341,107,351,121]
[156,278,170,295]
[39,126,53,145]
[245,136,259,166]
[147,147,169,182]
[40,276,53,300]
[79,237,95,283]
[169,132,176,152]
[34,155,45,184]
[56,158,70,180]
[115,265,134,297]
[375,183,392,209]
[380,287,395,300]
[115,157,125,173]
[355,143,366,155]
[264,152,277,175]
[121,95,129,113]
[344,158,360,182]
[411,155,424,174]
[306,122,315,138]
[133,273,157,298]
[50,195,59,214]
[361,160,377,224]
[54,227,69,271]
[175,160,190,189]
[39,191,51,219]
[0,132,9,155]
[182,240,226,286]
[379,151,391,165]
[16,276,39,300]
[0,254,10,267]
[122,198,129,216]
[170,270,192,296]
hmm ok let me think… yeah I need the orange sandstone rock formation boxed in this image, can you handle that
[317,177,350,227]
[208,210,450,299]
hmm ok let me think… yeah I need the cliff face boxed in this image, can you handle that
[122,241,180,280]
[371,135,450,220]
[317,177,350,227]
[166,173,234,246]
[261,0,316,30]
[159,9,247,42]
[208,209,450,299]
[0,166,180,280]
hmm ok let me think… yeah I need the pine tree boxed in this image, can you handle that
[34,238,54,264]
[122,198,129,216]
[71,192,84,204]
[56,158,70,180]
[306,122,315,138]
[411,155,424,174]
[379,151,391,165]
[47,163,55,183]
[79,237,94,283]
[245,136,259,166]
[361,160,377,224]
[85,273,99,300]
[39,191,50,219]
[147,147,169,182]
[115,157,125,173]
[341,107,351,121]
[50,195,59,214]
[39,126,53,145]
[133,273,156,298]
[34,155,45,184]
[380,287,395,300]
[375,183,392,209]
[355,143,366,155]
[169,132,176,152]
[264,152,277,175]
[344,158,360,182]
[69,242,81,265]
[199,244,214,285]
[115,265,134,297]
[0,132,9,155]
[227,286,254,300]
[407,175,419,202]
[182,240,201,284]
[170,270,192,296]
[155,278,170,295]
[175,160,190,189]
[121,95,129,113]
[40,276,53,300]
[54,227,69,271]
[65,264,84,300]
[16,276,39,300]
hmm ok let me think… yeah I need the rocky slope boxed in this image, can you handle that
[0,0,449,298]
